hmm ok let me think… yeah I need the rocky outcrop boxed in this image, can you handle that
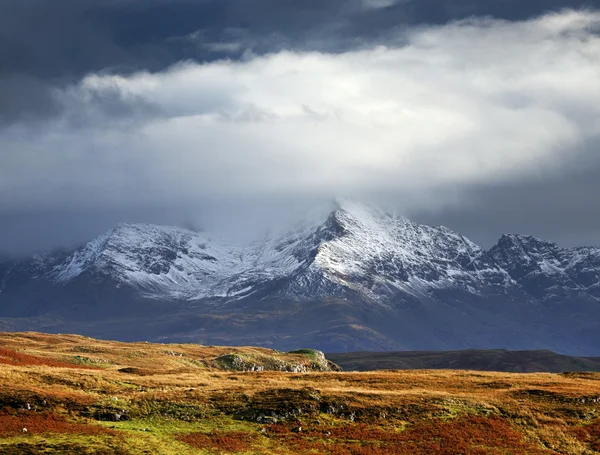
[214,349,341,373]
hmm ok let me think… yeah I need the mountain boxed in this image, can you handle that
[327,349,600,373]
[0,200,599,355]
[488,234,600,301]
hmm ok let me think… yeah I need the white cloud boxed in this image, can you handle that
[1,10,599,214]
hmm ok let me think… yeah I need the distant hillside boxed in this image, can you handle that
[327,349,600,373]
[0,332,340,374]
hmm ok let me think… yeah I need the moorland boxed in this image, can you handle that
[0,332,599,454]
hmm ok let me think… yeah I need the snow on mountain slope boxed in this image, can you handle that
[52,223,248,299]
[276,199,513,300]
[49,201,486,301]
[49,217,336,301]
[45,200,600,304]
[487,234,600,300]
[566,247,600,298]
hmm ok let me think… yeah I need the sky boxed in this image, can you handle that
[1,0,599,256]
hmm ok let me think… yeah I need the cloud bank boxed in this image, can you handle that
[3,11,598,206]
[1,9,600,254]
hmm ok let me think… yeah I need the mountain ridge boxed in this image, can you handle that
[0,200,599,355]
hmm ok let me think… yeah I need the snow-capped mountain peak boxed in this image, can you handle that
[31,201,599,306]
[3,201,600,355]
[287,200,491,300]
[52,223,249,299]
[47,201,486,302]
[488,233,600,300]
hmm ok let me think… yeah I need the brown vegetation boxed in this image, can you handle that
[0,347,99,370]
[177,431,257,452]
[573,420,600,451]
[0,411,116,437]
[0,332,599,455]
[261,416,551,455]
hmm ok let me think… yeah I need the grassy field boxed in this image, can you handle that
[0,332,599,454]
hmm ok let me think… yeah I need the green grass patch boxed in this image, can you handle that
[288,349,320,358]
[68,356,114,367]
[98,415,263,455]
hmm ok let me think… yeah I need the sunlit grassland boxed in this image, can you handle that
[0,332,599,454]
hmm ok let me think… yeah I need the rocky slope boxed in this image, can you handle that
[0,200,599,354]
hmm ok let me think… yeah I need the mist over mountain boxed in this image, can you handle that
[1,200,598,355]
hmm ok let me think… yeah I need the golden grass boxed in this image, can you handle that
[0,332,598,454]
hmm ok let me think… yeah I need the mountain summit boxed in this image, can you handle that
[1,201,599,354]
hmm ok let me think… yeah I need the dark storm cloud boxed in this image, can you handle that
[412,164,600,249]
[0,75,60,124]
[0,1,599,257]
[0,0,594,124]
[0,206,190,258]
[411,137,600,248]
